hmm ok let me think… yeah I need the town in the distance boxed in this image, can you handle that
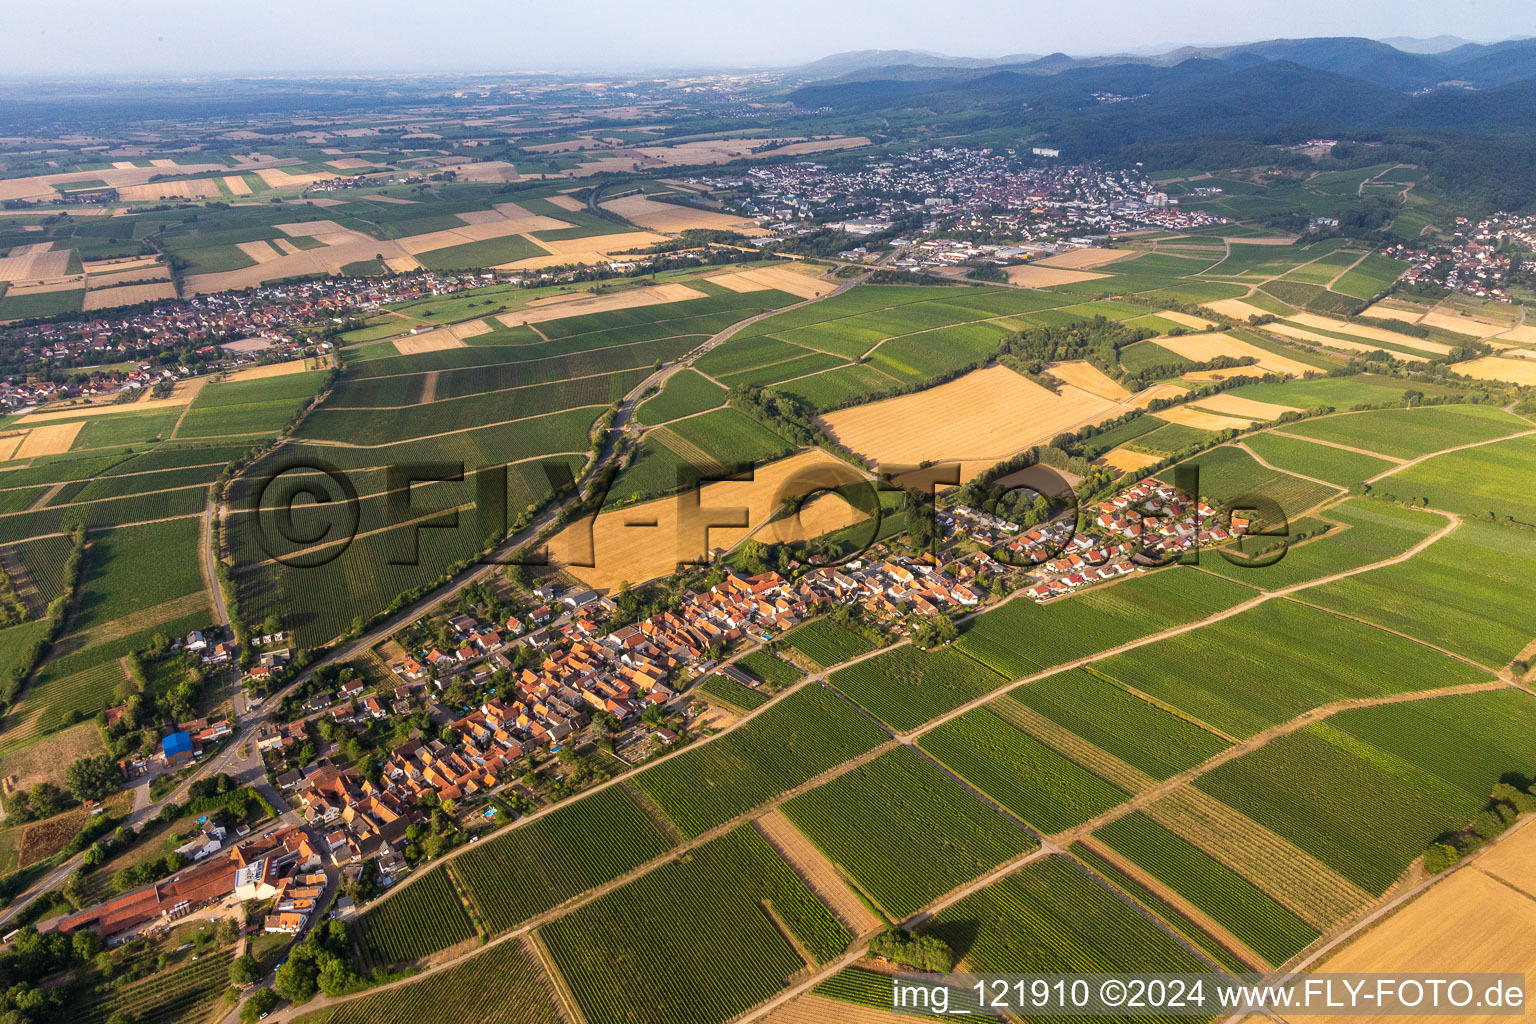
[0,10,1534,1024]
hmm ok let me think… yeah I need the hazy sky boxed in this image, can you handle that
[7,0,1533,77]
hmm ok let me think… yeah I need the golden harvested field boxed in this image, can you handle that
[1158,331,1320,376]
[548,449,853,591]
[0,435,26,462]
[393,330,466,355]
[1451,355,1536,387]
[1420,309,1508,338]
[85,265,171,288]
[81,282,177,310]
[600,193,758,233]
[82,255,162,275]
[236,239,283,264]
[1495,325,1536,344]
[384,255,421,273]
[0,159,287,203]
[362,194,417,204]
[1100,447,1165,473]
[756,810,882,934]
[443,161,520,183]
[273,220,375,245]
[253,167,337,189]
[272,239,304,256]
[499,231,670,270]
[6,279,84,296]
[1005,264,1107,288]
[0,249,71,282]
[1130,383,1191,409]
[629,136,869,166]
[1288,312,1452,354]
[1360,301,1425,324]
[1156,404,1258,431]
[545,194,586,211]
[1157,310,1219,330]
[1046,360,1131,401]
[818,365,1120,471]
[1265,322,1430,363]
[1206,298,1282,321]
[326,157,372,170]
[1294,824,1536,1024]
[225,359,311,383]
[7,243,52,257]
[757,490,868,547]
[222,175,252,195]
[497,282,707,328]
[448,319,495,341]
[760,994,910,1024]
[116,179,223,202]
[1189,392,1298,419]
[14,422,84,458]
[20,378,205,422]
[1037,247,1135,269]
[708,264,834,300]
[0,721,104,795]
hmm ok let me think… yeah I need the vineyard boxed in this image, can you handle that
[734,649,801,687]
[540,826,848,1024]
[1277,403,1527,461]
[956,568,1254,679]
[917,707,1128,832]
[814,967,994,1021]
[636,369,726,425]
[921,855,1210,989]
[780,617,878,668]
[697,673,770,711]
[80,949,235,1024]
[827,644,1005,732]
[293,940,560,1024]
[780,746,1035,919]
[1391,432,1536,528]
[632,684,889,838]
[451,785,676,934]
[357,867,477,965]
[1094,813,1319,965]
[1092,599,1487,738]
[1001,670,1229,780]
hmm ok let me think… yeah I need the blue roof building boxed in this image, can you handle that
[162,731,193,761]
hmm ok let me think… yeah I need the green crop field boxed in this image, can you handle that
[1243,431,1395,487]
[780,617,878,667]
[1193,691,1536,894]
[72,517,206,633]
[918,707,1128,832]
[414,234,549,270]
[175,370,326,438]
[697,673,770,711]
[445,784,676,936]
[1277,404,1526,461]
[540,826,848,1024]
[956,567,1254,679]
[1095,813,1318,965]
[633,684,889,838]
[1304,518,1536,668]
[1226,374,1412,410]
[922,855,1211,984]
[636,369,726,425]
[1332,254,1408,300]
[1092,599,1489,738]
[0,289,85,321]
[1203,498,1443,590]
[1000,669,1230,780]
[357,867,477,965]
[828,644,1006,732]
[781,747,1036,919]
[1131,420,1219,454]
[294,941,560,1024]
[1183,444,1341,525]
[1387,432,1536,527]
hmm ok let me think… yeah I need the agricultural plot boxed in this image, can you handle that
[79,950,235,1024]
[697,673,770,711]
[1331,254,1408,300]
[1227,373,1419,410]
[781,747,1036,919]
[608,407,792,505]
[922,855,1210,980]
[1277,403,1526,461]
[1202,498,1443,590]
[633,684,889,838]
[780,617,878,668]
[357,867,477,965]
[71,517,205,634]
[1304,518,1536,669]
[636,369,726,425]
[1388,432,1536,528]
[735,649,801,686]
[1243,431,1396,487]
[1001,669,1230,781]
[1130,421,1218,454]
[1193,692,1536,895]
[918,707,1128,832]
[439,784,676,936]
[1183,443,1339,524]
[828,644,1005,732]
[541,826,848,1024]
[1092,599,1489,739]
[955,567,1253,680]
[294,940,560,1024]
[1094,813,1319,965]
[174,370,326,438]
